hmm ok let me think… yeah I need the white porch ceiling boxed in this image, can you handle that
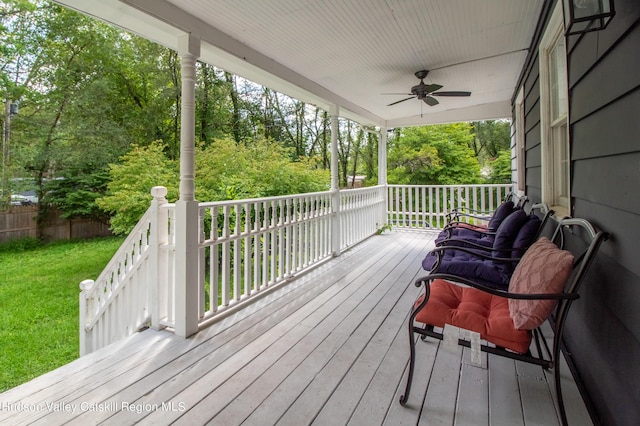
[53,0,544,127]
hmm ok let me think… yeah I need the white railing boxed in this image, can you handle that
[340,186,386,248]
[78,211,152,355]
[79,187,171,356]
[79,184,509,354]
[193,187,385,327]
[387,184,512,229]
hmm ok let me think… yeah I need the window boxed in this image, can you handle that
[540,2,570,216]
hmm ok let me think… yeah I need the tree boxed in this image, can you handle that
[3,1,508,237]
[349,127,364,187]
[486,150,512,183]
[17,4,126,236]
[196,138,329,201]
[196,64,235,145]
[3,1,191,232]
[43,166,110,223]
[469,120,511,162]
[96,141,179,234]
[270,92,307,157]
[361,129,378,184]
[109,38,182,158]
[388,124,482,185]
[308,109,331,169]
[223,71,242,144]
[0,0,38,207]
[98,138,329,234]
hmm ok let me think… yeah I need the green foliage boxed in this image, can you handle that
[376,223,392,234]
[3,2,186,215]
[388,124,482,185]
[98,138,330,234]
[0,236,40,253]
[386,142,440,184]
[196,65,234,143]
[3,3,512,237]
[96,142,179,234]
[486,150,512,183]
[43,166,111,222]
[0,236,124,391]
[470,120,511,163]
[197,138,329,201]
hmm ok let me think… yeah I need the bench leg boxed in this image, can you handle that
[553,339,568,426]
[399,321,416,405]
[400,286,431,405]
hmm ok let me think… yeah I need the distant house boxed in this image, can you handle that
[347,175,366,188]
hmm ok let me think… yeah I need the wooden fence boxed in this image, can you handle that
[0,205,112,243]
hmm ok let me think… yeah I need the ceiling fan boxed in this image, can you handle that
[386,70,471,107]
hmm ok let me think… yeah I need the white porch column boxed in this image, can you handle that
[378,126,387,186]
[330,105,341,256]
[378,127,388,226]
[175,34,200,338]
[149,186,168,330]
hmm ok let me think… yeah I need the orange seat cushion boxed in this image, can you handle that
[414,279,532,354]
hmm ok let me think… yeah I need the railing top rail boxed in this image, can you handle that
[82,208,152,299]
[198,190,331,208]
[387,184,512,189]
[198,185,385,208]
[193,184,510,209]
[341,186,383,194]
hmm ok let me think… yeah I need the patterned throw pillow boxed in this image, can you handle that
[508,237,574,330]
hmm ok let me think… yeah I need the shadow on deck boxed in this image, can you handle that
[0,230,591,425]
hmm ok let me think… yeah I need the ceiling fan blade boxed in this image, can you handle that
[424,96,439,106]
[424,84,443,93]
[431,91,471,97]
[387,96,415,106]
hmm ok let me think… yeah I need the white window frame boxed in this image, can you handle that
[539,1,571,217]
[514,88,526,194]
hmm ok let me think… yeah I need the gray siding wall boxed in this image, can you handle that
[516,1,640,424]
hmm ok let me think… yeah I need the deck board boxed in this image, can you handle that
[420,342,464,426]
[456,350,490,426]
[0,230,592,425]
[489,354,526,426]
[517,361,560,425]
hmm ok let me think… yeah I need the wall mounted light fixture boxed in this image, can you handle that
[563,0,615,35]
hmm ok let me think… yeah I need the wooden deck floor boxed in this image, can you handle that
[0,230,591,425]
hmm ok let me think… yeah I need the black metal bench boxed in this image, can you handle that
[400,218,609,426]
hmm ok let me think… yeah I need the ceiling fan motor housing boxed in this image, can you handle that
[411,84,427,98]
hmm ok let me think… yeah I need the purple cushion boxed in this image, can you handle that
[435,224,490,245]
[422,248,513,290]
[511,216,541,258]
[434,231,494,249]
[432,257,512,290]
[487,201,515,230]
[447,260,512,289]
[491,209,528,258]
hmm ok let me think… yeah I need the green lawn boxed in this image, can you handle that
[0,236,124,392]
